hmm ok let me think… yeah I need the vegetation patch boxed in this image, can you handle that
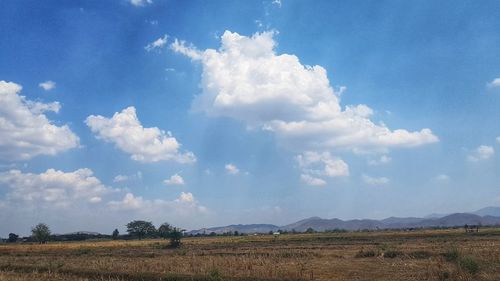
[458,256,480,275]
[355,249,378,258]
[409,250,432,259]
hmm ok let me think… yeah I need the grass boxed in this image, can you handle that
[1,227,499,280]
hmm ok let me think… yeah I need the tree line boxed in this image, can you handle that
[3,220,185,248]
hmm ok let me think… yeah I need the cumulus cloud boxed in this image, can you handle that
[225,163,240,175]
[487,78,500,88]
[85,106,196,163]
[300,174,326,186]
[362,174,390,185]
[164,173,185,186]
[296,151,349,184]
[468,145,495,162]
[130,0,152,7]
[272,0,282,7]
[0,80,79,161]
[107,191,207,215]
[0,168,110,207]
[171,31,438,153]
[38,80,56,91]
[145,35,168,52]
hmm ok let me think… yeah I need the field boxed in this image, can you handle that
[1,228,500,281]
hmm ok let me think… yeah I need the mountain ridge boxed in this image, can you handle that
[187,207,500,235]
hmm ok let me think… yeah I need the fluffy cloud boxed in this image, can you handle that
[297,151,349,179]
[107,191,207,215]
[86,106,195,163]
[164,173,185,186]
[487,78,500,88]
[362,174,390,185]
[171,31,438,153]
[367,155,392,166]
[38,80,56,91]
[225,163,240,174]
[0,168,110,207]
[468,145,495,162]
[145,35,168,52]
[0,80,79,161]
[130,0,152,7]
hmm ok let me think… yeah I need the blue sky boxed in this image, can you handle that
[1,0,500,236]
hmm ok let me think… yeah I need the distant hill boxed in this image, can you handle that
[473,206,500,217]
[188,224,279,235]
[188,207,500,234]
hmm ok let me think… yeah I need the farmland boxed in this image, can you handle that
[1,228,500,280]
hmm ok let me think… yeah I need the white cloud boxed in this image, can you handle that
[496,136,500,143]
[272,0,282,7]
[297,151,349,178]
[0,168,110,207]
[300,174,326,186]
[85,106,195,163]
[171,31,439,154]
[468,145,495,162]
[487,78,500,88]
[113,172,142,183]
[130,0,152,7]
[225,163,239,175]
[38,80,56,91]
[176,191,194,203]
[362,174,389,186]
[164,173,185,186]
[145,35,168,52]
[0,80,79,161]
[107,191,207,215]
[113,175,129,182]
[367,155,392,166]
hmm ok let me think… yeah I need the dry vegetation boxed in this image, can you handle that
[1,228,500,280]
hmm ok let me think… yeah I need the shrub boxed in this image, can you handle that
[409,250,432,259]
[459,256,479,275]
[355,249,377,258]
[443,247,460,262]
[208,268,224,281]
[383,250,402,258]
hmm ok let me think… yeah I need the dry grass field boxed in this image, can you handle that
[1,228,500,281]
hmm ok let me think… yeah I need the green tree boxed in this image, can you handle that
[158,223,172,239]
[31,223,51,244]
[112,229,119,240]
[8,233,19,243]
[126,220,156,239]
[169,227,183,248]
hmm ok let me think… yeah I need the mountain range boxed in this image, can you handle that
[187,206,500,235]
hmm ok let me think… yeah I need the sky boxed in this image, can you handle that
[1,0,500,236]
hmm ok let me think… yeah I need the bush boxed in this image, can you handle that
[409,250,432,259]
[443,247,460,262]
[459,256,479,275]
[355,249,377,258]
[208,268,224,281]
[383,250,403,258]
